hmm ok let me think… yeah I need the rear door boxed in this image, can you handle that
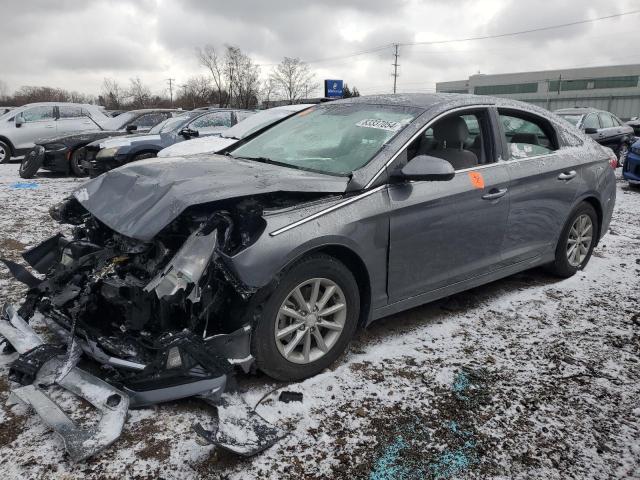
[188,111,233,137]
[13,106,57,150]
[598,112,619,149]
[498,108,580,264]
[387,107,511,302]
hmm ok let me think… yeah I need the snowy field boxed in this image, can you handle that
[0,163,638,479]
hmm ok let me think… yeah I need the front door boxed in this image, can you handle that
[387,108,510,302]
[13,106,57,150]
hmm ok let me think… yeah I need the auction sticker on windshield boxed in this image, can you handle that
[356,119,405,132]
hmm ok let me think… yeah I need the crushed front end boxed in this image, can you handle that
[0,195,271,459]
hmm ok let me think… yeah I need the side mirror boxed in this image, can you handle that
[125,124,138,133]
[15,115,24,128]
[391,155,455,182]
[179,127,199,139]
[584,127,598,134]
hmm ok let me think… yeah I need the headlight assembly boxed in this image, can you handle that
[96,147,119,159]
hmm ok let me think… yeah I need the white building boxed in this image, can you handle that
[436,64,640,120]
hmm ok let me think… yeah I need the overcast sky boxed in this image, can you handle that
[1,0,639,98]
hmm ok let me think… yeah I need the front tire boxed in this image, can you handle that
[69,148,88,177]
[0,141,11,164]
[546,203,598,278]
[251,254,360,381]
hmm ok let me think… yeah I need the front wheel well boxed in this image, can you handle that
[295,245,372,328]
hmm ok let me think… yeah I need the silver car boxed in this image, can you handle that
[0,102,109,163]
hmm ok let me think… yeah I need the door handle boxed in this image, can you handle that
[482,188,508,200]
[558,170,577,181]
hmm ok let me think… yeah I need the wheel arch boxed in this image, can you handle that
[576,195,603,245]
[0,135,16,155]
[282,244,372,328]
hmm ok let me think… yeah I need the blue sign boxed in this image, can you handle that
[324,79,344,98]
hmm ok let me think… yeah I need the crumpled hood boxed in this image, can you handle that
[37,130,125,147]
[73,155,349,241]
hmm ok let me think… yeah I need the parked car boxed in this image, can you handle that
[625,116,640,136]
[18,109,183,178]
[622,138,640,187]
[158,104,312,158]
[0,103,110,163]
[84,108,255,176]
[555,107,634,167]
[0,94,616,460]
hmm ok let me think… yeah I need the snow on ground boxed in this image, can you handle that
[0,163,638,479]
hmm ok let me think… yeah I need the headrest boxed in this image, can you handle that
[511,132,539,145]
[433,116,469,145]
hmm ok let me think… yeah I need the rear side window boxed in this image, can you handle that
[59,106,85,118]
[21,106,55,122]
[190,112,232,129]
[599,113,615,128]
[132,112,170,128]
[582,114,600,130]
[499,111,557,159]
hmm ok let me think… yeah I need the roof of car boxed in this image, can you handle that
[15,102,103,108]
[554,107,603,115]
[329,93,551,112]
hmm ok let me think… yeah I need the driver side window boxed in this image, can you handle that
[190,112,232,129]
[21,106,55,123]
[402,110,492,172]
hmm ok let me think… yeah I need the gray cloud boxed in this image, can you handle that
[0,0,638,96]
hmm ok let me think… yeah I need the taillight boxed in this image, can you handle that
[609,155,618,169]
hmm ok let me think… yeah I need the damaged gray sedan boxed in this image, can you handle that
[0,93,616,460]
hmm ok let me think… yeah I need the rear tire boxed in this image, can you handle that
[546,203,598,278]
[0,141,11,164]
[251,254,360,381]
[618,142,629,168]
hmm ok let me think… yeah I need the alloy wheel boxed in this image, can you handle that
[566,214,593,267]
[274,278,347,364]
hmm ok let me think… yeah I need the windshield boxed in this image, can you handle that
[222,106,307,140]
[558,114,582,127]
[101,111,137,130]
[149,114,189,134]
[230,103,421,175]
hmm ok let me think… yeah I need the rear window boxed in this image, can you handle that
[558,114,582,127]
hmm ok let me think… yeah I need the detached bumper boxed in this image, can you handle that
[1,305,129,462]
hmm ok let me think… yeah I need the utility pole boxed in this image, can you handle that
[392,44,400,94]
[166,78,176,107]
[557,74,562,95]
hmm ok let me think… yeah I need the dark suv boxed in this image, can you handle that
[555,107,634,167]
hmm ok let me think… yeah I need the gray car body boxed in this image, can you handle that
[75,93,616,327]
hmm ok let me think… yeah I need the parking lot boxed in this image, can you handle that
[0,163,637,479]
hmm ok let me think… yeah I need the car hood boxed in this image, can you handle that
[158,136,237,157]
[73,155,349,241]
[96,133,162,149]
[37,130,125,147]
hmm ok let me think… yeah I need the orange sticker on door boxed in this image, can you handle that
[468,171,485,189]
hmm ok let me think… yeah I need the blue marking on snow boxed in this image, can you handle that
[429,447,474,479]
[452,371,470,399]
[369,436,410,480]
[10,182,39,189]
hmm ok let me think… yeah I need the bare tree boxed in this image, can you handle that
[101,78,126,109]
[0,79,8,102]
[270,57,315,104]
[127,77,152,108]
[260,78,277,107]
[198,45,227,107]
[178,75,213,109]
[224,46,260,109]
